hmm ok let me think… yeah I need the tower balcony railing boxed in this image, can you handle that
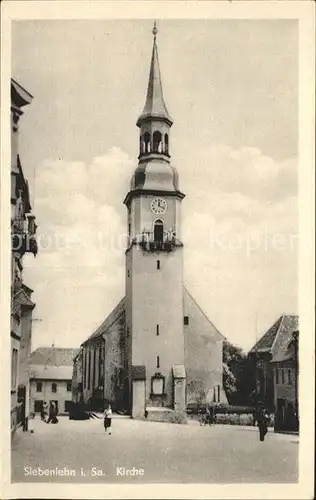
[138,150,171,161]
[131,231,183,252]
[11,215,38,257]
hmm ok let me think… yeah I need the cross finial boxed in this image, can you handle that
[152,21,158,39]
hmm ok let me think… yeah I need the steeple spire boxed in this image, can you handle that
[152,20,158,39]
[137,22,173,127]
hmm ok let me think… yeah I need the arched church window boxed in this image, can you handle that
[153,131,162,153]
[154,219,164,242]
[144,132,151,153]
[164,134,169,154]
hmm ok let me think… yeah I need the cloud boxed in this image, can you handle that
[24,143,298,350]
[24,147,131,347]
[179,144,298,348]
[178,143,297,207]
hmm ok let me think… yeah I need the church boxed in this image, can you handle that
[75,24,227,421]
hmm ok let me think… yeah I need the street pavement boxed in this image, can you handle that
[11,415,298,483]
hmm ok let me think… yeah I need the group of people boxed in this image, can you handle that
[40,401,59,424]
[199,406,215,426]
[37,399,270,442]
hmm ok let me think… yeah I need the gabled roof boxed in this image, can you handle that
[183,287,226,342]
[22,283,34,296]
[81,288,225,347]
[271,318,299,363]
[11,78,33,108]
[83,297,125,344]
[13,288,35,311]
[249,315,299,358]
[250,316,283,353]
[30,347,79,366]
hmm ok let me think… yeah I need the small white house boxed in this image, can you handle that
[29,347,78,415]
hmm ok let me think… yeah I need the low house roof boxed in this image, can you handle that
[30,364,73,380]
[249,315,299,359]
[82,297,125,344]
[30,347,79,366]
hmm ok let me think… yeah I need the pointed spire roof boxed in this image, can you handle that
[137,22,173,127]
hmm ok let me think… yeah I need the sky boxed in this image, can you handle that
[12,19,298,351]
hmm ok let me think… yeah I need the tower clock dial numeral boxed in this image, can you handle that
[151,197,167,214]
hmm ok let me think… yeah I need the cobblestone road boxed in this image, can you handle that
[11,416,298,483]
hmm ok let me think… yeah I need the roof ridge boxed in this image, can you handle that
[250,314,283,352]
[184,286,226,341]
[270,315,299,362]
[270,314,284,352]
[83,297,125,343]
[31,346,78,352]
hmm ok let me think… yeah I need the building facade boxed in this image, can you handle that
[249,314,299,415]
[271,330,299,433]
[74,26,227,420]
[29,347,78,415]
[11,78,38,433]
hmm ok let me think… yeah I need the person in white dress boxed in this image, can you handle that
[103,404,112,435]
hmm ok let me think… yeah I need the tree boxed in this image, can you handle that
[223,340,256,406]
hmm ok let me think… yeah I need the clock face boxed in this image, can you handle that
[151,197,167,215]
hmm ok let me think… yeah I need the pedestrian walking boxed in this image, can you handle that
[51,402,59,424]
[40,403,46,421]
[204,406,212,425]
[256,403,269,442]
[28,412,35,433]
[103,404,112,434]
[42,401,48,422]
[46,401,58,424]
[46,401,53,424]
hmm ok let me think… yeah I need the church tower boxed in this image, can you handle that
[124,23,186,418]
